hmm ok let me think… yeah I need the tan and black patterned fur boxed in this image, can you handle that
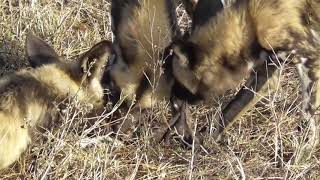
[0,34,111,169]
[107,0,225,145]
[171,0,320,162]
[108,0,180,109]
[104,0,192,142]
[181,0,198,17]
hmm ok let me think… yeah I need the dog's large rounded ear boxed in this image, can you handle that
[25,33,60,68]
[111,0,139,34]
[192,0,224,30]
[78,40,113,82]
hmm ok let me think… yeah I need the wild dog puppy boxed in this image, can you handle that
[107,0,223,145]
[0,34,111,170]
[170,0,320,162]
[167,0,225,145]
[104,0,188,142]
[108,0,179,109]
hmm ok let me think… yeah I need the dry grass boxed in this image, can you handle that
[1,0,320,179]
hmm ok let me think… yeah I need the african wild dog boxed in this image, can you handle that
[164,0,225,145]
[170,0,320,162]
[0,33,111,169]
[104,0,193,142]
[105,0,225,145]
[107,0,180,108]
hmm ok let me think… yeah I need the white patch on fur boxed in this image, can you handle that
[247,61,254,70]
[311,29,320,44]
[276,51,288,60]
[221,0,227,7]
[300,57,308,64]
[173,102,179,110]
[90,78,103,98]
[296,57,312,112]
